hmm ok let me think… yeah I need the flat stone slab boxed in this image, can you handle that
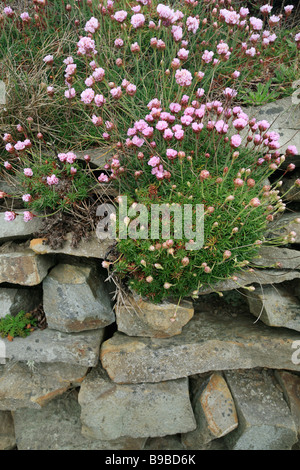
[0,286,42,318]
[78,365,196,440]
[0,243,55,286]
[266,213,300,244]
[115,292,194,338]
[198,268,300,296]
[0,328,104,367]
[100,309,300,384]
[274,370,300,437]
[243,97,300,154]
[43,263,114,333]
[13,390,146,450]
[247,285,300,332]
[0,211,43,242]
[0,361,88,410]
[30,233,114,260]
[251,246,300,270]
[0,411,15,450]
[182,372,238,448]
[224,369,298,450]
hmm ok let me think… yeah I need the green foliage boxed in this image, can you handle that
[240,83,281,106]
[0,311,37,340]
[18,152,95,213]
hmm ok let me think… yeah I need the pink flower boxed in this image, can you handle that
[24,168,33,177]
[14,141,26,151]
[114,11,127,23]
[77,37,97,56]
[260,5,273,14]
[177,48,189,60]
[148,156,160,167]
[81,88,95,104]
[286,145,298,156]
[257,120,270,131]
[65,88,76,99]
[250,17,263,31]
[22,194,32,202]
[110,87,122,99]
[166,149,177,160]
[66,152,77,164]
[249,198,260,207]
[4,211,16,222]
[202,50,214,63]
[175,69,193,87]
[231,135,242,148]
[200,170,210,181]
[4,161,12,170]
[131,13,145,28]
[3,7,14,17]
[23,211,34,222]
[171,25,183,42]
[64,56,74,65]
[223,87,237,99]
[65,63,77,76]
[47,174,59,185]
[114,38,124,48]
[98,173,109,183]
[186,16,199,34]
[94,94,106,107]
[84,17,99,34]
[20,12,30,22]
[132,135,144,147]
[43,55,54,65]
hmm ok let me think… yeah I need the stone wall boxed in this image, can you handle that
[0,96,300,451]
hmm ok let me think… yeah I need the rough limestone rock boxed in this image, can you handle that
[0,243,55,286]
[224,369,298,450]
[266,212,300,244]
[13,390,146,450]
[43,263,115,333]
[100,309,300,384]
[78,365,196,440]
[197,268,300,295]
[0,286,42,318]
[0,361,88,410]
[30,232,114,260]
[243,96,300,154]
[280,173,300,202]
[0,327,104,367]
[0,211,43,242]
[182,372,238,448]
[274,371,300,437]
[251,246,300,270]
[246,285,300,332]
[0,411,15,450]
[115,292,194,338]
[144,435,185,451]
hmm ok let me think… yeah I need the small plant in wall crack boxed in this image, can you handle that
[0,310,37,341]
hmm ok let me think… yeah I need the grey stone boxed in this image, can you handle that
[242,97,300,154]
[266,212,300,244]
[13,390,146,450]
[0,211,43,242]
[144,435,185,450]
[100,309,300,384]
[76,146,115,167]
[0,286,42,319]
[0,361,88,410]
[43,263,115,333]
[0,243,55,286]
[274,371,300,437]
[0,327,104,367]
[78,365,196,440]
[0,81,5,105]
[251,246,300,270]
[115,292,194,338]
[182,372,238,448]
[246,285,300,332]
[197,269,300,296]
[0,411,15,450]
[224,369,298,450]
[30,232,114,260]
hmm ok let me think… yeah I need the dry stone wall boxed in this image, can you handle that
[0,99,300,451]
